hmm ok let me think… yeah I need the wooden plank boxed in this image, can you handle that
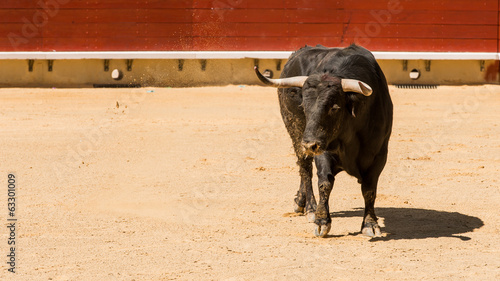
[43,9,137,23]
[192,0,495,10]
[192,9,286,23]
[192,0,340,10]
[0,37,43,51]
[350,38,498,52]
[0,0,147,10]
[42,23,140,38]
[60,0,193,9]
[191,7,498,26]
[85,37,145,51]
[0,36,497,52]
[10,9,191,24]
[0,1,39,9]
[132,0,194,9]
[287,9,346,23]
[285,0,343,9]
[42,37,89,51]
[42,37,147,51]
[191,36,295,51]
[137,23,192,37]
[4,7,491,25]
[143,37,194,51]
[138,9,194,23]
[0,24,41,37]
[344,24,498,40]
[185,21,497,39]
[344,0,496,11]
[191,36,499,52]
[346,10,498,25]
[39,9,191,24]
[192,23,289,37]
[147,23,342,38]
[193,0,290,9]
[289,23,345,37]
[0,9,38,23]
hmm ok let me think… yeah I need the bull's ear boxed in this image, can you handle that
[346,93,361,118]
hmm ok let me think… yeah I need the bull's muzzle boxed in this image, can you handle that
[301,141,323,156]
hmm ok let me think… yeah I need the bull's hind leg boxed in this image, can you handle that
[279,89,317,220]
[360,143,389,237]
[289,118,316,220]
[360,179,382,237]
[294,156,316,222]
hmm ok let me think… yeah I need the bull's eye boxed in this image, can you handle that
[329,104,341,115]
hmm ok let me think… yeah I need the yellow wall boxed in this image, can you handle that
[0,59,497,87]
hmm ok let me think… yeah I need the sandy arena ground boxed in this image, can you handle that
[0,85,499,280]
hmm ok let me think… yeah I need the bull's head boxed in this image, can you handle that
[255,66,372,156]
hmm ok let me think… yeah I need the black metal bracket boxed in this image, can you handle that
[425,60,431,72]
[276,59,282,71]
[480,60,485,72]
[28,60,34,72]
[126,59,133,71]
[48,60,54,72]
[178,59,184,71]
[200,59,207,71]
[104,59,110,72]
[402,60,408,71]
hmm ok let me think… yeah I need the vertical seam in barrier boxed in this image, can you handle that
[496,0,499,52]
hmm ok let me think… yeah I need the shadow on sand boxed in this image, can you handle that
[332,207,484,241]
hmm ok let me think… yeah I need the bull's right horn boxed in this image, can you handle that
[254,66,308,88]
[341,79,373,96]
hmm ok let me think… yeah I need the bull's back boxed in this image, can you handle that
[281,44,375,78]
[280,46,340,77]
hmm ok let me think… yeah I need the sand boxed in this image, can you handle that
[0,85,499,280]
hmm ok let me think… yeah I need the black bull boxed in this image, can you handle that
[255,44,393,237]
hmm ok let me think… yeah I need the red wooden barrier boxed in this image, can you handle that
[1,0,498,52]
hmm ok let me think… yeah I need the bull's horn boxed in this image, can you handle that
[341,79,373,96]
[254,66,308,88]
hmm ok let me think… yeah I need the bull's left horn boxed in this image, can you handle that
[341,79,373,96]
[254,66,308,88]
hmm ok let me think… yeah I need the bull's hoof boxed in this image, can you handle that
[306,211,316,223]
[361,223,382,237]
[294,202,305,214]
[314,223,331,238]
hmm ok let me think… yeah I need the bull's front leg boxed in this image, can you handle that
[313,154,336,237]
[294,157,317,222]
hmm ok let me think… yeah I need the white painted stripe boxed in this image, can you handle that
[0,51,497,60]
